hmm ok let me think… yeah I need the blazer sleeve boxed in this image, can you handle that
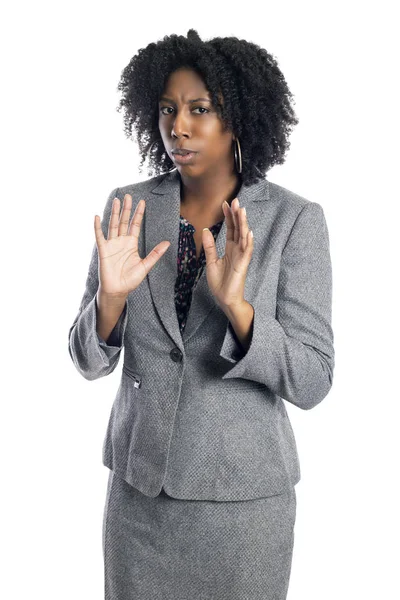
[68,187,129,381]
[219,201,335,410]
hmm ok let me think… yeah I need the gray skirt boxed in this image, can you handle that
[103,469,297,600]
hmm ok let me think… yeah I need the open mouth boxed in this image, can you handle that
[172,151,196,164]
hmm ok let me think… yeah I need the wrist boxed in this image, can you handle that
[97,287,128,306]
[222,299,249,321]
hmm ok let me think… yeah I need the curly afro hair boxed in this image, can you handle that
[116,29,299,187]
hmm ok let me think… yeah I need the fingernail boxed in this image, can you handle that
[243,207,246,215]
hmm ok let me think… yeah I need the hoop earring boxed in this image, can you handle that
[234,137,242,174]
[148,138,176,173]
[148,138,162,155]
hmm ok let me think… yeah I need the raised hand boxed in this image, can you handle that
[94,194,171,298]
[201,197,254,311]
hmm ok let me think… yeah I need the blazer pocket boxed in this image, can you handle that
[122,364,142,389]
[227,380,266,392]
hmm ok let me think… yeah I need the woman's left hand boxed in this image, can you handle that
[202,198,254,312]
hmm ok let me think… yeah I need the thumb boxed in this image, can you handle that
[202,228,218,265]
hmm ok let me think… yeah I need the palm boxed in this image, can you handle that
[97,235,146,296]
[94,194,170,297]
[205,239,249,307]
[202,198,254,309]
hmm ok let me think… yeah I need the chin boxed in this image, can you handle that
[176,164,199,174]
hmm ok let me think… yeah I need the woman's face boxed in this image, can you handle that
[158,67,235,178]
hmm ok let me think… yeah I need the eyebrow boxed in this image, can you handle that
[159,96,212,104]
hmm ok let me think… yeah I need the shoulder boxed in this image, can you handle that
[99,174,168,226]
[246,178,329,248]
[116,172,167,198]
[268,179,316,210]
[264,179,326,228]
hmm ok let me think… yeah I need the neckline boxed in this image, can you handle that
[179,214,224,229]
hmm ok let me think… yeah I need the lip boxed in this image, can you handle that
[171,147,197,154]
[172,151,197,164]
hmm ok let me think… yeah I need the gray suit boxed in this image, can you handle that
[68,169,334,501]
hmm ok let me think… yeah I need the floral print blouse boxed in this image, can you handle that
[175,214,224,334]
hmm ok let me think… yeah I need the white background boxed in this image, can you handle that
[2,1,399,598]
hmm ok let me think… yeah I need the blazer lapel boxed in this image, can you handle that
[145,169,269,350]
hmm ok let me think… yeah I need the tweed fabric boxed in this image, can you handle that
[103,469,296,600]
[68,169,334,500]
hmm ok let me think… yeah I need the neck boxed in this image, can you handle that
[179,169,242,216]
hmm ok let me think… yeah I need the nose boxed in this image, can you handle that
[171,109,191,139]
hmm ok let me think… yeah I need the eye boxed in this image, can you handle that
[159,106,210,115]
[193,107,209,114]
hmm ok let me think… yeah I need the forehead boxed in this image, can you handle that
[161,68,209,97]
[160,68,223,105]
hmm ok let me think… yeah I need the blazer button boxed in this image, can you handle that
[170,347,183,362]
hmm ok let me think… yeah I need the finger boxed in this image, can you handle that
[245,228,254,260]
[141,241,171,275]
[108,197,121,240]
[231,198,240,244]
[239,206,249,252]
[224,200,235,243]
[128,199,145,243]
[119,194,132,236]
[202,228,219,265]
[94,214,106,249]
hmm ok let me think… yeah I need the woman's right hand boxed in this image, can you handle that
[94,194,171,298]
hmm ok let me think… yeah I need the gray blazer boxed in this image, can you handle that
[68,169,335,501]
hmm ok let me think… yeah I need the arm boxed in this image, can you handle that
[220,202,335,410]
[95,288,128,344]
[223,301,255,353]
[68,187,129,381]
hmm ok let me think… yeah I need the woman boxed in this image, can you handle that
[68,29,334,599]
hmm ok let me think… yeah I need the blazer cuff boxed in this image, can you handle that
[219,303,279,379]
[219,320,247,364]
[219,297,334,409]
[69,294,128,380]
